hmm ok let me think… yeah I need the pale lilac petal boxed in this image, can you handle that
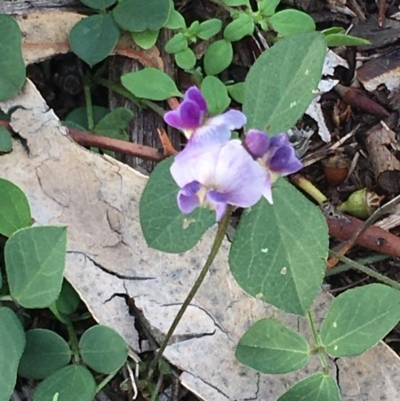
[245,129,271,159]
[186,86,208,114]
[212,140,265,207]
[269,145,302,175]
[206,191,228,220]
[178,192,200,214]
[262,173,273,204]
[170,146,219,188]
[208,110,246,130]
[184,123,232,153]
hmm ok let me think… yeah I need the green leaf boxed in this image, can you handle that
[33,365,96,401]
[197,19,223,40]
[321,27,345,36]
[204,39,233,76]
[0,178,31,237]
[227,82,244,104]
[18,329,71,380]
[201,76,230,115]
[65,106,109,130]
[235,318,309,374]
[121,68,182,100]
[165,32,188,54]
[269,10,316,36]
[0,307,25,401]
[79,325,128,374]
[320,284,400,357]
[175,48,196,70]
[0,15,25,102]
[277,373,340,401]
[244,32,326,133]
[94,107,133,140]
[5,226,67,308]
[223,13,255,42]
[222,0,250,6]
[131,30,159,50]
[79,0,116,9]
[325,33,371,47]
[55,279,80,315]
[229,180,328,315]
[113,0,171,32]
[69,14,120,67]
[0,126,12,153]
[257,0,281,16]
[164,8,186,30]
[139,158,215,253]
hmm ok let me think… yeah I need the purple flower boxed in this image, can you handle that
[170,140,265,221]
[164,86,246,150]
[244,130,302,203]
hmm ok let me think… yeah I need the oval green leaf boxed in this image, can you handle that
[5,226,67,308]
[223,13,254,42]
[227,82,244,104]
[139,158,215,253]
[269,10,316,37]
[18,329,71,380]
[175,48,196,70]
[320,283,400,357]
[243,32,326,134]
[132,30,160,50]
[229,179,328,315]
[201,76,230,115]
[94,107,133,140]
[197,19,222,40]
[0,126,12,153]
[112,0,171,32]
[33,365,96,401]
[204,39,233,76]
[79,325,128,373]
[235,318,309,374]
[277,373,340,401]
[69,14,120,67]
[121,68,182,100]
[325,33,370,47]
[0,307,25,401]
[257,0,280,16]
[55,279,81,315]
[0,178,31,237]
[164,8,186,30]
[0,15,25,101]
[165,32,188,54]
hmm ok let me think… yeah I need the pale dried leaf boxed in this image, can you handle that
[1,81,400,400]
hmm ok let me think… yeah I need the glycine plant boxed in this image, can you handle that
[137,32,400,401]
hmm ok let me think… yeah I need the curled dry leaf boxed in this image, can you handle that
[15,11,163,69]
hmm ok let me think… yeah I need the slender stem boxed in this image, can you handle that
[83,80,94,131]
[147,207,233,379]
[329,250,400,291]
[0,295,13,301]
[91,76,166,117]
[66,322,80,363]
[307,311,329,374]
[95,371,118,393]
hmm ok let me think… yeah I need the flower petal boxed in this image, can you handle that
[206,191,228,221]
[185,86,208,114]
[245,129,271,159]
[269,145,302,175]
[262,173,273,204]
[208,109,246,130]
[178,191,200,214]
[212,140,265,207]
[164,99,203,130]
[170,146,220,188]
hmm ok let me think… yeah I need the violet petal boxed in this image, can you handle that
[164,100,203,129]
[269,146,302,175]
[177,190,200,214]
[185,86,208,114]
[208,109,247,130]
[245,129,271,159]
[206,190,228,221]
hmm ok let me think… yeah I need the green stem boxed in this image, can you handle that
[91,76,166,117]
[66,321,80,363]
[307,311,329,374]
[329,250,400,291]
[83,80,94,130]
[95,370,118,394]
[0,295,13,302]
[147,206,233,380]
